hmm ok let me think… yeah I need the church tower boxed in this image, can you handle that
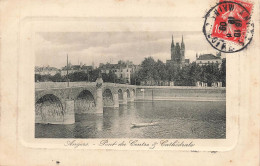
[180,35,185,64]
[167,34,189,68]
[175,43,181,63]
[171,35,175,60]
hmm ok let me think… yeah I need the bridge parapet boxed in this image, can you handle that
[35,82,97,90]
[35,82,137,90]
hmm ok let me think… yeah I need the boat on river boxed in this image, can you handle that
[131,122,158,128]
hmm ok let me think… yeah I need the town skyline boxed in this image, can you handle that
[35,31,224,68]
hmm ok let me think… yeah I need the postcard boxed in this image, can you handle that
[0,0,259,165]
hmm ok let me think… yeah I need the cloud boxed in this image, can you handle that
[35,31,218,68]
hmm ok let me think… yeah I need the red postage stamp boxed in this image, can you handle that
[203,0,254,53]
[211,0,253,45]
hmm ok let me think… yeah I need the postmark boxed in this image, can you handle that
[203,0,254,53]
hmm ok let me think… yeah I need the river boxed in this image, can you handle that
[35,100,226,139]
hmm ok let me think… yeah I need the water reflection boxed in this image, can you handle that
[35,100,226,139]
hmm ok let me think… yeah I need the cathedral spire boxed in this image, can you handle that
[171,35,174,47]
[181,34,185,49]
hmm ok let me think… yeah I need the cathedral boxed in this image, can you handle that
[166,35,189,67]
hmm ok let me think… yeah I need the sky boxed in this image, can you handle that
[35,31,220,68]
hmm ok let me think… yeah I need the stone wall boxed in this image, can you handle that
[135,87,226,101]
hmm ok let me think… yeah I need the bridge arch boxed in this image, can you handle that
[118,89,123,100]
[103,88,114,107]
[126,89,131,98]
[35,90,64,104]
[35,94,64,123]
[75,90,96,114]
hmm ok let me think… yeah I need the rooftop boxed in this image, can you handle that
[197,54,221,60]
[61,65,93,70]
[35,66,59,72]
[99,62,137,69]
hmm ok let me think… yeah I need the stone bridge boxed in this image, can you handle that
[35,81,136,124]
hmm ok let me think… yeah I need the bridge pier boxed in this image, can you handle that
[63,100,75,124]
[122,91,127,104]
[129,90,135,102]
[113,93,119,107]
[96,88,103,113]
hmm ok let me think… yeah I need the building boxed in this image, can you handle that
[195,52,222,67]
[61,63,93,76]
[35,66,60,76]
[166,35,189,67]
[140,80,174,86]
[99,61,139,84]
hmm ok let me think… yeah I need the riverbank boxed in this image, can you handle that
[135,87,226,101]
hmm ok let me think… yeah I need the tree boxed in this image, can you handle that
[89,69,100,82]
[188,62,201,85]
[68,71,88,82]
[35,74,41,82]
[137,57,158,82]
[108,70,117,83]
[166,63,178,81]
[220,58,226,86]
[51,73,63,82]
[155,60,168,81]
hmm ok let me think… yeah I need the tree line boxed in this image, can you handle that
[35,69,127,84]
[131,57,226,87]
[35,57,226,87]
